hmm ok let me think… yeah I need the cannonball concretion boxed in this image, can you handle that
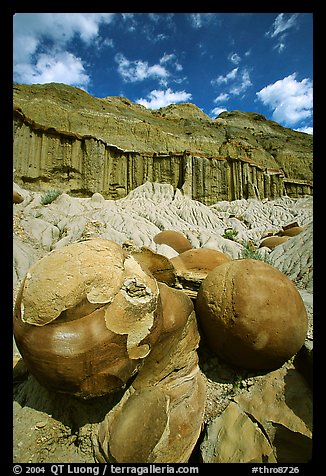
[259,236,289,250]
[153,230,193,254]
[195,259,308,370]
[171,248,230,275]
[13,239,163,398]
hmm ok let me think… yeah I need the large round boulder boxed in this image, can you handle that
[96,283,206,463]
[153,230,192,254]
[13,239,162,398]
[195,259,308,370]
[171,248,230,277]
[280,226,304,237]
[259,236,289,250]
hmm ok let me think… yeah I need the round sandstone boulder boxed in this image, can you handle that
[171,248,231,277]
[96,283,206,463]
[280,226,304,237]
[259,236,289,250]
[195,259,308,370]
[153,230,192,254]
[13,190,24,204]
[13,239,162,398]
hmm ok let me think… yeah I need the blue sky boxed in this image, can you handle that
[13,12,313,134]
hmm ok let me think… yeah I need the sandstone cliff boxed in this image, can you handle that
[13,83,313,204]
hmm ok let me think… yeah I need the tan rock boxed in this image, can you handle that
[95,283,206,463]
[14,190,24,204]
[259,235,289,249]
[234,365,312,462]
[280,226,304,237]
[195,259,308,369]
[171,248,230,278]
[13,239,162,398]
[153,230,193,254]
[201,401,276,463]
[130,246,177,286]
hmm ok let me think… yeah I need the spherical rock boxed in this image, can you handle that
[91,192,105,207]
[131,246,176,286]
[195,259,308,370]
[96,283,206,463]
[171,248,230,276]
[13,238,162,398]
[280,226,304,237]
[13,190,24,204]
[153,230,192,254]
[259,236,289,250]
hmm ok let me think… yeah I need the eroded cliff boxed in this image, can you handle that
[13,83,313,203]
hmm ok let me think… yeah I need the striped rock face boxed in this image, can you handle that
[195,259,308,370]
[13,239,162,398]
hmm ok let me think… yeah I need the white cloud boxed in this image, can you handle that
[136,88,192,109]
[214,93,229,102]
[274,42,285,53]
[265,13,300,53]
[229,69,252,95]
[228,52,241,65]
[210,106,228,117]
[115,53,169,83]
[266,13,299,39]
[295,126,313,135]
[256,73,313,126]
[120,13,137,31]
[211,67,252,96]
[14,51,90,87]
[160,53,183,72]
[13,13,114,87]
[188,13,217,29]
[212,68,239,85]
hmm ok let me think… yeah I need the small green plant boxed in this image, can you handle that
[223,227,238,241]
[241,240,271,264]
[232,374,245,393]
[41,189,62,205]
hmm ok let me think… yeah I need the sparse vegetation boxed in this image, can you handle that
[40,189,62,205]
[232,374,246,394]
[241,240,271,264]
[223,227,238,241]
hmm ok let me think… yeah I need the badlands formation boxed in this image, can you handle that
[13,83,313,464]
[13,181,313,464]
[13,83,312,205]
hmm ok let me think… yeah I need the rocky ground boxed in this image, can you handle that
[13,181,313,464]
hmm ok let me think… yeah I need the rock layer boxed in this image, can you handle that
[13,83,312,204]
[96,283,206,463]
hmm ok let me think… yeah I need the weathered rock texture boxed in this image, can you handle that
[13,83,312,204]
[13,182,313,464]
[96,283,206,463]
[201,364,312,463]
[13,239,163,398]
[196,259,308,369]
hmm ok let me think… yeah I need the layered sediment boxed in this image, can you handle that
[13,83,313,204]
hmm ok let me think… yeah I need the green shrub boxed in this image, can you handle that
[40,189,62,205]
[241,240,271,264]
[223,227,238,241]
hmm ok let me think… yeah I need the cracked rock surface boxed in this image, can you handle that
[13,182,313,463]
